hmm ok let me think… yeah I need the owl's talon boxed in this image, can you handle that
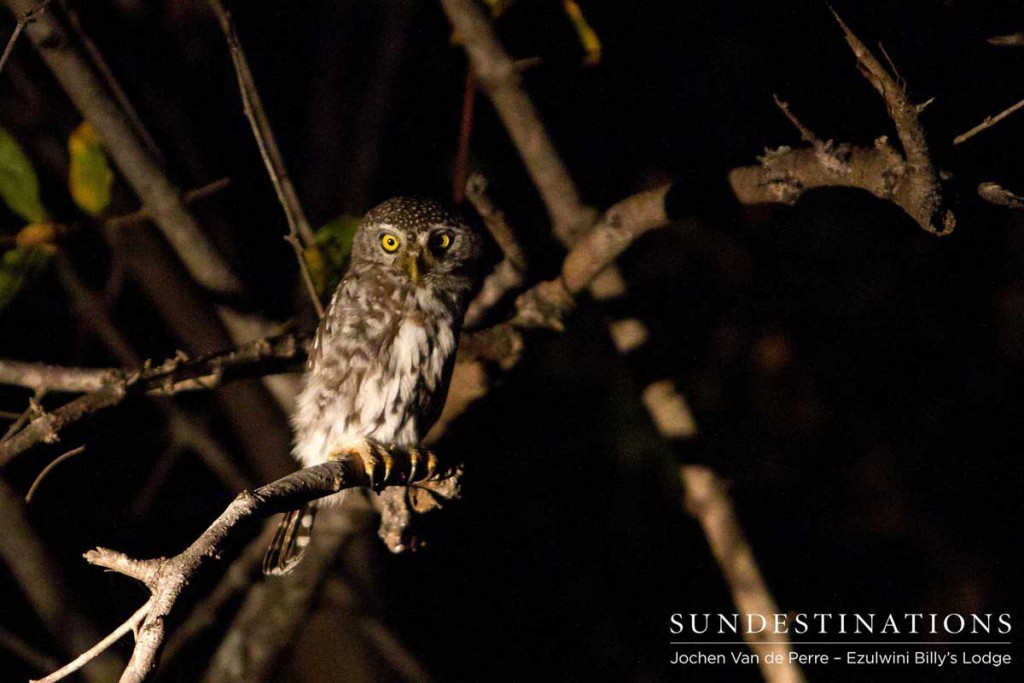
[361,441,395,492]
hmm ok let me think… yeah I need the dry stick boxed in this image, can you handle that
[977,182,1024,209]
[0,333,306,465]
[1,387,43,442]
[67,445,449,683]
[831,10,953,235]
[206,0,323,318]
[438,3,803,681]
[24,444,85,503]
[681,466,793,660]
[0,359,118,393]
[953,95,1024,145]
[732,16,958,236]
[462,173,527,329]
[0,0,49,74]
[31,599,152,683]
[160,529,273,666]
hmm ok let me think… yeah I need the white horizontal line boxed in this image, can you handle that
[668,642,1013,646]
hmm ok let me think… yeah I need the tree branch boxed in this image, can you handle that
[0,333,306,465]
[977,181,1024,209]
[43,443,452,683]
[731,12,954,236]
[205,0,323,318]
[462,173,527,329]
[682,465,801,681]
[953,94,1024,145]
[438,4,803,681]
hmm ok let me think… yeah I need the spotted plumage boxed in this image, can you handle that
[263,197,482,575]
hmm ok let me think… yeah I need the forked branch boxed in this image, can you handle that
[38,442,455,683]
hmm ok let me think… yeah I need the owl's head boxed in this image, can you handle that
[350,197,483,289]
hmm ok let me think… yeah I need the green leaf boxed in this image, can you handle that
[0,127,46,223]
[68,122,114,216]
[0,246,52,313]
[311,215,361,295]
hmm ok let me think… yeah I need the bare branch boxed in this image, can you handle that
[24,445,85,503]
[439,5,803,680]
[0,334,306,465]
[205,0,323,318]
[440,0,597,241]
[32,600,151,683]
[831,9,953,235]
[0,0,50,75]
[60,443,451,683]
[977,181,1024,209]
[954,95,1024,145]
[0,360,118,393]
[682,466,801,683]
[463,174,528,328]
[988,32,1024,47]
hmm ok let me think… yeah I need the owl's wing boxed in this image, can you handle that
[307,275,351,370]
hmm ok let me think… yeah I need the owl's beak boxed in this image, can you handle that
[404,251,431,284]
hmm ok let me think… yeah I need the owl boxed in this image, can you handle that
[263,197,483,575]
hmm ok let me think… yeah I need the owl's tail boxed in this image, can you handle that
[262,503,316,575]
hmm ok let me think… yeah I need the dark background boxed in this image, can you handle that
[1,0,1023,681]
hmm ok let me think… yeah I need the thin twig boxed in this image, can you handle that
[205,0,323,318]
[25,445,85,503]
[63,4,164,164]
[463,174,528,328]
[773,94,825,148]
[2,387,44,442]
[105,178,231,231]
[954,95,1024,145]
[31,599,152,683]
[0,0,50,75]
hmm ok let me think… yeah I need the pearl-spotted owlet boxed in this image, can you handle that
[263,197,483,575]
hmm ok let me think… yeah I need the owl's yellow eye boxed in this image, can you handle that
[380,234,400,253]
[433,232,452,250]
